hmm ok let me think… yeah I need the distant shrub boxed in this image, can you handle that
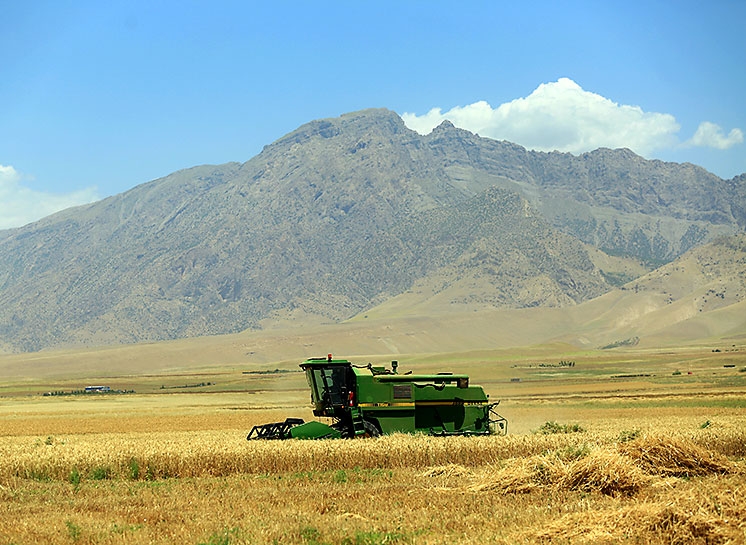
[128,458,140,480]
[90,466,111,480]
[617,429,642,443]
[68,467,81,487]
[534,421,585,435]
[600,336,640,350]
[65,520,82,541]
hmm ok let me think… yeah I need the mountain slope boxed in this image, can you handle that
[0,108,744,352]
[559,233,746,347]
[427,126,744,262]
[352,233,746,350]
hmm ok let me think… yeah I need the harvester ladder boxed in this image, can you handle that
[350,407,366,436]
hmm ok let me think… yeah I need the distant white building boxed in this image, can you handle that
[85,385,111,392]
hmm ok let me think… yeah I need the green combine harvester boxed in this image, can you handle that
[247,354,507,440]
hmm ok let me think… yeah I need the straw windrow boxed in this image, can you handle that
[619,435,733,477]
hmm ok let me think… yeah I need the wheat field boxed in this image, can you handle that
[2,405,745,544]
[1,346,745,544]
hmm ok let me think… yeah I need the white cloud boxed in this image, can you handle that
[401,78,742,157]
[687,121,743,150]
[0,165,100,230]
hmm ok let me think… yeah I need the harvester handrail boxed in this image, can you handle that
[374,374,470,383]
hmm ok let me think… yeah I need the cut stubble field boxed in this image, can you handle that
[1,346,745,544]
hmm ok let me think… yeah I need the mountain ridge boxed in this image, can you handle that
[0,108,744,353]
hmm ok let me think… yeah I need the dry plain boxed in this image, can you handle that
[1,343,745,545]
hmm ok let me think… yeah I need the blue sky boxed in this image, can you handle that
[2,1,745,229]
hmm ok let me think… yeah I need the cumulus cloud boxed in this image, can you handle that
[0,165,100,230]
[401,78,742,157]
[687,121,743,150]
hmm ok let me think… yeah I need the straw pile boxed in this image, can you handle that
[467,456,562,494]
[466,449,648,496]
[462,435,732,498]
[532,498,739,545]
[421,463,472,479]
[561,448,649,496]
[619,435,733,477]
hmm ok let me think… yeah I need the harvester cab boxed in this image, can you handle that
[247,354,507,440]
[304,355,355,419]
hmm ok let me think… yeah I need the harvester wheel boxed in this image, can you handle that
[362,420,380,438]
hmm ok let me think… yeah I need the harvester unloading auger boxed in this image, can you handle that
[247,354,507,440]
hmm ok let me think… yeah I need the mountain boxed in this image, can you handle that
[0,109,744,353]
[426,126,744,263]
[3,234,743,380]
[606,232,746,343]
[348,232,746,347]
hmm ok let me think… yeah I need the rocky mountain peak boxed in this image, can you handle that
[0,108,743,352]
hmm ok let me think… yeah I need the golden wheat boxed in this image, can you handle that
[2,388,745,545]
[2,421,744,485]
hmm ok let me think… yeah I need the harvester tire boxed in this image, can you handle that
[362,420,380,438]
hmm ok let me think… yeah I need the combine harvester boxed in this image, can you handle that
[248,354,507,440]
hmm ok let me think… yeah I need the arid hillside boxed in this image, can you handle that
[1,109,744,353]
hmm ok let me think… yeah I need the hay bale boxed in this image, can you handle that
[619,435,732,477]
